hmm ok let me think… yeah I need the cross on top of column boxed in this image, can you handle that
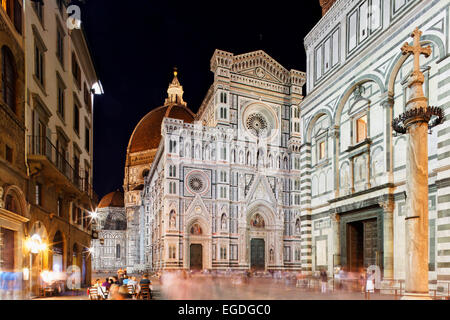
[401,27,431,75]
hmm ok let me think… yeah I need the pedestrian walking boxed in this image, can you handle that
[366,270,375,293]
[320,269,328,293]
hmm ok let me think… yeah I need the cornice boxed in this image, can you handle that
[304,0,354,51]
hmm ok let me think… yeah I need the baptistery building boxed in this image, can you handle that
[91,190,127,272]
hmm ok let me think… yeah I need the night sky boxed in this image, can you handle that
[80,0,322,200]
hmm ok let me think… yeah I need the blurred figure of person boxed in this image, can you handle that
[359,269,366,293]
[108,284,119,300]
[296,271,304,288]
[128,276,137,287]
[366,270,375,293]
[122,275,129,285]
[93,279,102,287]
[103,278,112,289]
[338,267,346,291]
[139,274,151,286]
[117,285,130,300]
[320,269,328,293]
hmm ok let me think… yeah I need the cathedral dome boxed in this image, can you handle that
[98,190,124,208]
[127,103,195,153]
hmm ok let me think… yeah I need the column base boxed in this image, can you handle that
[401,292,432,300]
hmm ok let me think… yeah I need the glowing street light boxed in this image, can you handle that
[26,234,46,254]
[89,210,98,220]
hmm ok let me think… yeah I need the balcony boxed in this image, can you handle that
[27,136,96,203]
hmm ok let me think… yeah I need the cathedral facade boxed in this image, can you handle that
[125,51,306,272]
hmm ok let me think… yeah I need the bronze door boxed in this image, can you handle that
[347,222,364,272]
[190,244,202,270]
[363,219,378,267]
[250,238,265,270]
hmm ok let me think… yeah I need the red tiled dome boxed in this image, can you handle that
[127,104,195,153]
[98,190,124,208]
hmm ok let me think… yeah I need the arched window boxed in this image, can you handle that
[2,46,16,112]
[221,213,227,231]
[116,244,120,258]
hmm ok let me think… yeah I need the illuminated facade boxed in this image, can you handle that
[301,0,450,292]
[0,0,28,300]
[23,0,100,295]
[140,51,306,272]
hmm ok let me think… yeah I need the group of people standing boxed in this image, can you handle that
[295,267,378,294]
[90,269,152,300]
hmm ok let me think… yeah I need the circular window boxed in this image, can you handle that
[242,103,278,140]
[186,171,208,194]
[189,176,204,192]
[246,113,268,137]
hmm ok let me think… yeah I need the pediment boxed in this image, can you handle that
[185,195,209,219]
[238,67,283,84]
[246,174,277,205]
[231,50,290,85]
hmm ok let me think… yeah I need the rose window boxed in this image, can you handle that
[246,113,268,137]
[189,176,204,191]
[186,172,208,194]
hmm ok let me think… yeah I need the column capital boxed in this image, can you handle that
[330,211,340,223]
[380,93,395,108]
[328,125,340,138]
[377,196,395,213]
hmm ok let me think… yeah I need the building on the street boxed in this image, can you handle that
[298,0,450,291]
[0,0,29,299]
[23,0,100,295]
[139,52,306,272]
[91,190,127,273]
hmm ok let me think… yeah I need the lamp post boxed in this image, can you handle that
[25,234,46,298]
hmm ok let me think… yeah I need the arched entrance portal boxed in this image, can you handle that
[52,231,64,272]
[186,220,209,271]
[249,213,266,271]
[190,244,203,270]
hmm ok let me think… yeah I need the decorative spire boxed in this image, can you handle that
[165,67,186,106]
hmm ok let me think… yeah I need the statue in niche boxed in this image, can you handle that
[221,214,227,231]
[295,219,301,234]
[250,213,265,228]
[269,248,274,262]
[169,210,176,229]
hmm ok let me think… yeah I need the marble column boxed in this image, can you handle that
[379,199,394,280]
[400,28,432,299]
[381,94,395,184]
[330,212,340,267]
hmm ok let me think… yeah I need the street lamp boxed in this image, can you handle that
[25,234,46,298]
